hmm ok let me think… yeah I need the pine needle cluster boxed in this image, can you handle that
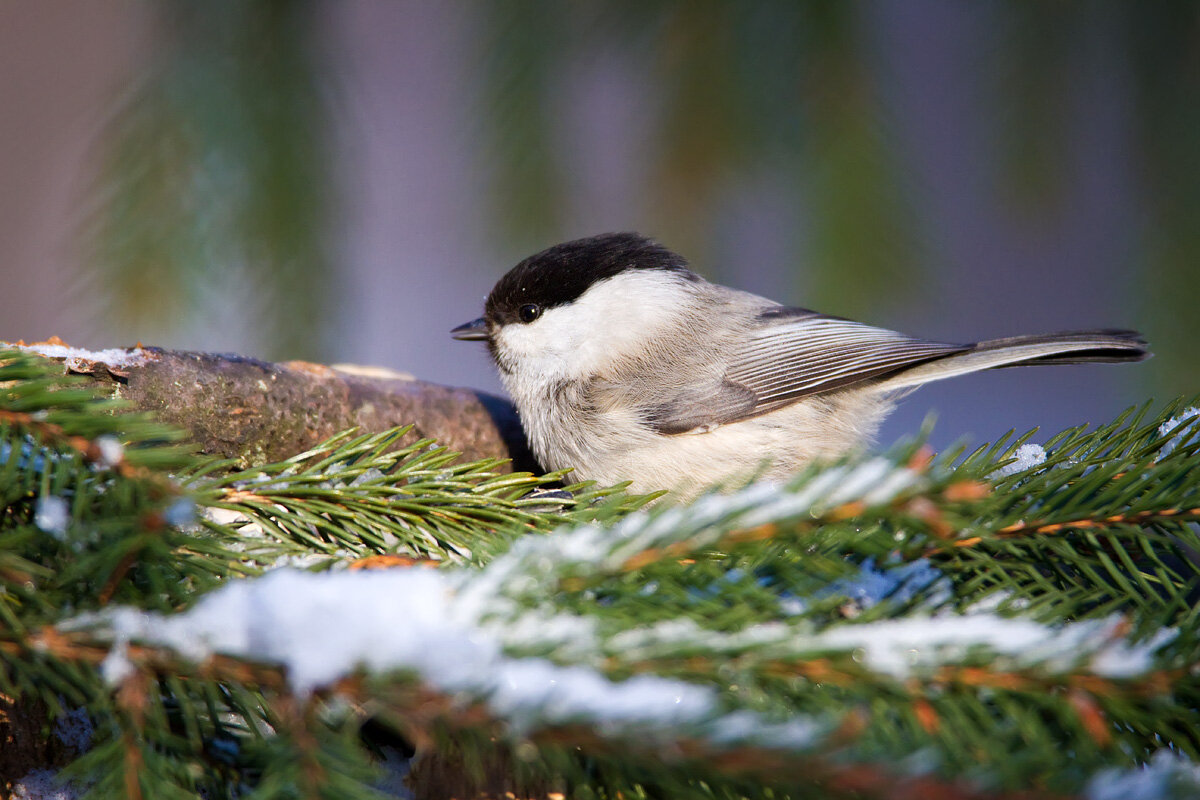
[2,346,1199,799]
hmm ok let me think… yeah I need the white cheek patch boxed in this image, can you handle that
[496,272,694,383]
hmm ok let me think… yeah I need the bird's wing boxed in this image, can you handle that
[645,308,969,435]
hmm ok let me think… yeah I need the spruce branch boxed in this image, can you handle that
[0,349,238,621]
[187,425,653,567]
[6,345,1200,798]
[61,396,1200,795]
[1,623,1073,800]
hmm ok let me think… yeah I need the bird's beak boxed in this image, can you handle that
[451,317,489,341]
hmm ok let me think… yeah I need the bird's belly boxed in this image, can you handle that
[558,392,895,498]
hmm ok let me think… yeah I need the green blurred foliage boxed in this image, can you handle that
[994,2,1200,393]
[88,2,1197,388]
[87,0,332,360]
[1122,2,1200,394]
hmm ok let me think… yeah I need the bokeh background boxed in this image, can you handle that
[2,2,1196,453]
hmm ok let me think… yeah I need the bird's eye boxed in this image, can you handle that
[518,304,541,323]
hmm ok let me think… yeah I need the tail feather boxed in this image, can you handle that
[876,329,1149,391]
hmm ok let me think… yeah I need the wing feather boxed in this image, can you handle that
[639,308,1144,436]
[642,310,968,435]
[727,315,968,408]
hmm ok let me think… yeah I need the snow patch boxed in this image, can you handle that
[34,496,70,539]
[74,569,718,732]
[708,710,822,750]
[584,606,1170,685]
[813,614,1176,680]
[92,436,124,469]
[739,459,922,529]
[12,343,147,367]
[70,568,838,750]
[163,497,196,528]
[1087,750,1200,800]
[1158,407,1199,457]
[100,639,135,685]
[994,444,1047,478]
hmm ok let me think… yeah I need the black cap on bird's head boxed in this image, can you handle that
[450,233,696,341]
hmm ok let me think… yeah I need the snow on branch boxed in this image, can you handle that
[65,460,1182,761]
[7,341,1200,798]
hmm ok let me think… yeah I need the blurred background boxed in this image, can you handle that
[1,2,1196,452]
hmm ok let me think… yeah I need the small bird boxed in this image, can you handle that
[452,233,1149,497]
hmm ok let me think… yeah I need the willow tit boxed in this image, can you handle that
[452,233,1149,497]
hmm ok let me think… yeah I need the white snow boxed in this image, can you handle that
[163,497,196,528]
[350,467,386,486]
[707,710,822,749]
[100,639,135,685]
[12,343,147,367]
[34,496,70,539]
[1158,407,1199,457]
[485,660,711,731]
[479,462,926,590]
[590,606,1173,685]
[75,569,719,731]
[70,567,841,752]
[1088,625,1179,677]
[993,443,1047,478]
[92,436,124,469]
[738,459,923,529]
[823,457,902,507]
[811,614,1175,680]
[1087,750,1200,800]
[59,459,1180,763]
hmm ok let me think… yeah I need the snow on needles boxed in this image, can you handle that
[993,443,1047,478]
[63,468,930,748]
[71,565,1176,749]
[75,568,726,737]
[812,614,1177,680]
[1086,750,1200,800]
[64,464,1177,756]
[1158,407,1199,457]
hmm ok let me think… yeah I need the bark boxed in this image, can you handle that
[14,343,536,472]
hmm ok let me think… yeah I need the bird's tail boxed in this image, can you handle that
[876,329,1150,391]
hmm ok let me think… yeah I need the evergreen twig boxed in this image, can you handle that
[4,346,1199,799]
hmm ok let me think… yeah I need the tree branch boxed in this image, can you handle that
[5,341,535,472]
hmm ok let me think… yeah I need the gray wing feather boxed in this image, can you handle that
[875,329,1148,390]
[726,315,968,409]
[641,307,1146,436]
[644,311,967,434]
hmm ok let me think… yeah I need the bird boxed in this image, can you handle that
[452,232,1149,497]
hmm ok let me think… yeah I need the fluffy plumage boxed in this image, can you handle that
[453,233,1149,497]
